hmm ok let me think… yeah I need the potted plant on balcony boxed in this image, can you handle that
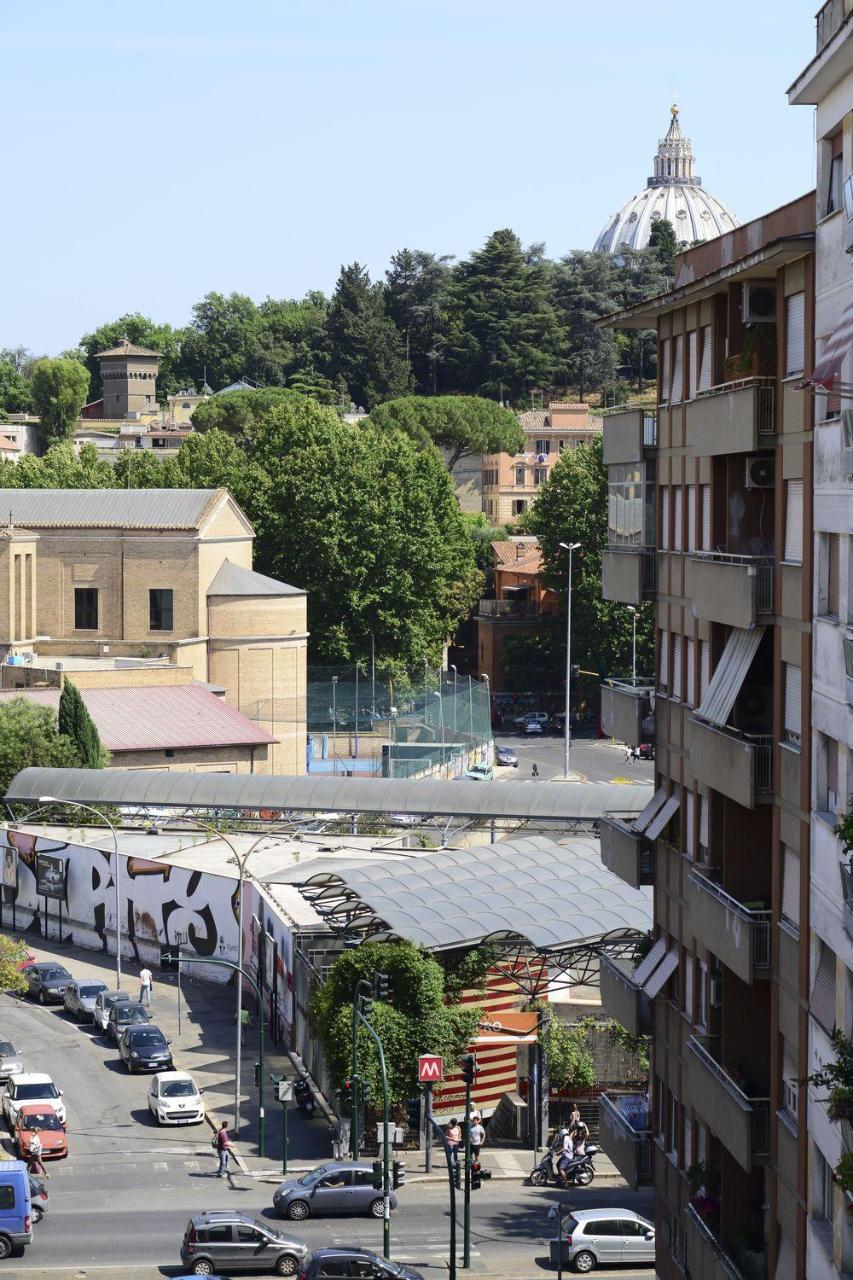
[723,325,777,382]
[832,1150,853,1206]
[687,1162,721,1230]
[834,803,853,858]
[807,1029,853,1122]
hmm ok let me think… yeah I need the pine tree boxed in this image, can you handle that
[325,263,412,408]
[648,217,679,278]
[384,250,452,394]
[58,680,106,769]
[552,252,619,401]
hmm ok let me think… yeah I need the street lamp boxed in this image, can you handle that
[450,664,458,734]
[548,1203,570,1280]
[331,675,339,775]
[433,691,446,771]
[40,796,121,989]
[627,606,638,684]
[558,542,581,780]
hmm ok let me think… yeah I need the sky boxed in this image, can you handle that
[2,0,817,357]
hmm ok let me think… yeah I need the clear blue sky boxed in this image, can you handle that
[2,0,816,356]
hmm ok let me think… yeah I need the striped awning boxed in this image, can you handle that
[632,937,667,986]
[645,793,680,842]
[695,627,765,728]
[643,948,679,997]
[801,298,853,390]
[632,785,668,835]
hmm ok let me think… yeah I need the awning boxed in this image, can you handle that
[645,793,680,842]
[802,298,853,389]
[632,785,668,835]
[643,947,679,997]
[631,937,667,986]
[695,627,765,728]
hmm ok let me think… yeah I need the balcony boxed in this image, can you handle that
[602,406,657,465]
[688,717,772,809]
[688,553,773,629]
[685,1035,770,1172]
[599,817,653,889]
[478,598,540,620]
[602,546,655,607]
[817,0,845,52]
[601,681,654,747]
[685,871,771,985]
[599,954,651,1036]
[686,378,775,457]
[598,1091,652,1189]
[684,1205,747,1280]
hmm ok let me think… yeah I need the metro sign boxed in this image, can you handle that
[418,1054,444,1083]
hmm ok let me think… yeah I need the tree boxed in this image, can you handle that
[30,358,90,447]
[190,387,305,440]
[325,263,412,408]
[0,359,34,418]
[79,315,186,403]
[552,253,618,401]
[384,250,452,394]
[179,292,264,391]
[525,436,654,679]
[310,941,480,1107]
[539,1011,596,1094]
[368,395,524,470]
[0,698,82,793]
[648,217,679,278]
[0,934,29,996]
[58,680,108,769]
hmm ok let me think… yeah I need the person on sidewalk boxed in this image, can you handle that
[469,1113,485,1159]
[139,965,153,1008]
[215,1121,232,1177]
[445,1117,462,1160]
[27,1132,47,1180]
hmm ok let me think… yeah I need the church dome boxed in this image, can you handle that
[594,106,739,256]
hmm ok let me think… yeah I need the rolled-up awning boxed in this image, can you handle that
[695,627,765,728]
[801,298,853,390]
[645,793,680,842]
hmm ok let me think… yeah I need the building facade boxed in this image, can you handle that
[474,537,557,690]
[599,195,816,1279]
[482,402,600,524]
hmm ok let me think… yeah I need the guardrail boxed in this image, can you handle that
[689,551,774,613]
[684,1205,746,1280]
[697,376,775,434]
[687,871,772,968]
[688,1036,770,1155]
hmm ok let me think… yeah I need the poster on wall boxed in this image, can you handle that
[2,845,17,890]
[35,854,68,901]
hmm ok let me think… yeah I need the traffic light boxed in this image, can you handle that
[253,1062,261,1088]
[371,1161,383,1190]
[470,1158,482,1191]
[341,1079,352,1104]
[406,1097,421,1132]
[459,1053,478,1084]
[374,971,390,1001]
[360,987,373,1017]
[392,1159,406,1189]
[453,1161,461,1190]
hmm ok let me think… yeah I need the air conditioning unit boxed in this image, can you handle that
[742,282,776,323]
[745,455,775,489]
[709,976,723,1008]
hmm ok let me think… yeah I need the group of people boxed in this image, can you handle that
[444,1111,485,1161]
[552,1106,590,1187]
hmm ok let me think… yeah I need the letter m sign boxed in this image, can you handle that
[418,1054,444,1083]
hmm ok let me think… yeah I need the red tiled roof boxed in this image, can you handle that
[491,539,541,569]
[0,684,276,752]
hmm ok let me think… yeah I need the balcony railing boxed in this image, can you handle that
[478,598,539,619]
[687,870,772,974]
[689,552,774,616]
[684,1205,746,1280]
[688,718,772,809]
[817,0,845,52]
[602,545,656,606]
[688,1035,771,1159]
[598,1091,652,1188]
[698,376,775,433]
[687,378,775,456]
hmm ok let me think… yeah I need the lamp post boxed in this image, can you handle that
[354,661,360,760]
[548,1204,569,1280]
[40,796,121,989]
[450,664,458,734]
[558,542,581,780]
[331,675,339,775]
[627,606,638,684]
[423,658,430,716]
[433,691,446,773]
[468,675,474,746]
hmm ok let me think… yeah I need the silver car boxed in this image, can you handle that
[0,1041,23,1083]
[561,1209,655,1273]
[273,1162,398,1221]
[92,990,132,1033]
[63,980,108,1022]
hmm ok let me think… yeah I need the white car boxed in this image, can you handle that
[92,989,132,1032]
[3,1073,65,1127]
[147,1071,204,1126]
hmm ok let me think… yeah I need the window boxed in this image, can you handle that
[784,481,803,563]
[671,335,684,404]
[673,486,683,552]
[783,663,801,748]
[511,499,527,517]
[826,736,840,812]
[782,1038,799,1120]
[688,331,698,400]
[515,467,525,487]
[660,338,671,402]
[353,1169,374,1186]
[826,131,843,216]
[659,630,669,694]
[785,293,805,377]
[149,589,173,631]
[671,634,682,701]
[687,485,696,553]
[823,533,840,617]
[698,793,709,863]
[814,1144,835,1223]
[202,1224,232,1243]
[0,1187,14,1210]
[700,484,711,551]
[685,789,695,857]
[592,1219,624,1237]
[685,637,696,707]
[668,1092,679,1158]
[534,439,550,455]
[698,325,712,392]
[533,467,547,486]
[697,962,707,1028]
[660,488,670,550]
[810,940,837,1035]
[236,1225,264,1243]
[781,846,800,931]
[683,952,694,1018]
[607,462,645,547]
[74,587,98,631]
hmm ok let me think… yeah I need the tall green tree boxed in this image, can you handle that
[0,360,34,418]
[191,387,307,440]
[648,217,679,278]
[58,680,108,769]
[0,698,83,792]
[79,315,187,403]
[325,263,412,408]
[384,249,452,394]
[368,395,524,469]
[552,253,619,401]
[30,358,90,447]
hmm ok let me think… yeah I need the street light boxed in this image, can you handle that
[40,796,121,989]
[558,542,581,780]
[450,664,458,734]
[331,675,339,775]
[548,1203,570,1280]
[627,606,638,684]
[433,691,445,771]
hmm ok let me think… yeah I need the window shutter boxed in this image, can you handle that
[686,637,696,707]
[701,484,711,551]
[671,335,684,404]
[688,331,698,400]
[699,794,709,852]
[686,790,695,856]
[684,953,694,1017]
[673,486,683,551]
[827,737,839,808]
[672,634,682,700]
[827,534,840,616]
[810,943,837,1034]
[687,485,696,552]
[781,847,800,929]
[784,481,803,563]
[661,488,670,549]
[784,664,802,742]
[661,339,671,401]
[699,640,710,699]
[659,630,669,692]
[698,325,712,391]
[785,293,805,377]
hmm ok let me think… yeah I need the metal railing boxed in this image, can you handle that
[688,1036,770,1145]
[603,678,655,698]
[697,376,775,434]
[684,1205,746,1280]
[477,598,539,619]
[687,871,772,968]
[689,551,774,613]
[817,0,845,51]
[752,734,773,792]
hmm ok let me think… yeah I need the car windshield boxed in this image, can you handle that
[0,1042,16,1057]
[297,1166,329,1186]
[21,1112,62,1130]
[131,1030,163,1046]
[161,1079,196,1098]
[118,1007,146,1021]
[106,993,130,1007]
[40,968,66,980]
[80,985,105,998]
[17,1084,58,1099]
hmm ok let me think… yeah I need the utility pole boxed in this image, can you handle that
[352,974,392,1258]
[628,606,638,683]
[558,542,581,778]
[428,1115,457,1280]
[460,1053,478,1268]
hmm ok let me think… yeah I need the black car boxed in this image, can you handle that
[118,1024,172,1073]
[25,963,72,1005]
[303,1249,424,1280]
[106,1001,150,1041]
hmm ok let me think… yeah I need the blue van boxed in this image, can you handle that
[0,1160,32,1258]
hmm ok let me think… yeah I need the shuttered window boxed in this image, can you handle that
[673,486,683,551]
[661,487,670,549]
[784,664,801,746]
[672,634,682,701]
[683,953,694,1018]
[698,325,712,391]
[686,637,696,707]
[781,846,800,930]
[699,640,710,700]
[827,533,840,617]
[659,630,669,693]
[660,339,671,402]
[700,484,711,550]
[688,331,698,400]
[671,335,684,404]
[687,485,696,552]
[699,794,709,858]
[784,481,803,563]
[686,790,695,857]
[810,942,837,1035]
[785,293,805,377]
[826,736,839,812]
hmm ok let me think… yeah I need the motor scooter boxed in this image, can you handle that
[293,1076,316,1117]
[530,1141,598,1187]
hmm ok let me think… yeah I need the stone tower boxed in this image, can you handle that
[94,337,161,419]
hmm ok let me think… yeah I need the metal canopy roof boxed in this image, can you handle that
[4,768,653,824]
[296,835,652,954]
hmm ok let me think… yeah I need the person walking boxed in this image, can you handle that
[27,1131,47,1180]
[445,1117,462,1160]
[532,762,539,780]
[139,965,153,1008]
[469,1113,485,1159]
[215,1121,232,1178]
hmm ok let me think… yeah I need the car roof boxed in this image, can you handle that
[570,1208,648,1223]
[312,1249,377,1260]
[17,1103,59,1114]
[154,1070,195,1083]
[9,1073,54,1085]
[192,1211,260,1225]
[32,962,68,972]
[103,990,131,1000]
[114,1001,146,1012]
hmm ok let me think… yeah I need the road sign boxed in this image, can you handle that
[277,1080,294,1103]
[418,1054,444,1083]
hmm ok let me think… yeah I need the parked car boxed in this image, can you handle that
[464,764,494,782]
[273,1162,399,1221]
[180,1211,309,1276]
[27,1175,46,1225]
[118,1024,173,1073]
[525,718,544,734]
[148,1071,205,1125]
[0,1160,32,1258]
[495,746,519,767]
[636,742,655,760]
[2,1075,65,1127]
[25,963,72,1005]
[13,1105,67,1161]
[92,989,132,1033]
[556,1208,655,1273]
[302,1250,424,1280]
[17,951,36,972]
[106,1001,149,1042]
[62,979,108,1021]
[0,1042,23,1083]
[513,710,549,732]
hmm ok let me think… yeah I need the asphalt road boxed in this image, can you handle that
[0,991,655,1278]
[494,733,654,785]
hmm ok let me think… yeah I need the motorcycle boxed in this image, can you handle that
[530,1141,599,1187]
[293,1076,316,1117]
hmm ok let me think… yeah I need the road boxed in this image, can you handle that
[494,732,654,785]
[0,991,654,1278]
